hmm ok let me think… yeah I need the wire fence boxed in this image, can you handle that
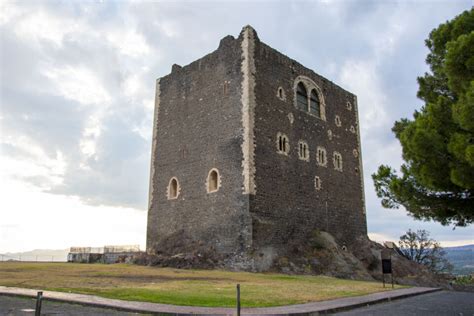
[1,245,141,263]
[0,254,67,262]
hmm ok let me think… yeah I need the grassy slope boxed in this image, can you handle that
[0,262,404,307]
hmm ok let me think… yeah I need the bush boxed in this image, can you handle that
[310,230,327,250]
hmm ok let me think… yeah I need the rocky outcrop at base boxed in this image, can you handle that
[137,231,451,288]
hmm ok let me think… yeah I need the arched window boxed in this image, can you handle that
[298,140,309,161]
[309,90,320,117]
[207,169,220,193]
[316,146,327,167]
[277,133,289,155]
[296,82,308,111]
[167,177,179,200]
[333,152,343,171]
[293,76,326,120]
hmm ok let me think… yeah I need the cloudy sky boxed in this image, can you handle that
[1,0,473,254]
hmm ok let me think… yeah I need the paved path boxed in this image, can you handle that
[0,286,439,315]
[0,295,144,316]
[333,290,474,315]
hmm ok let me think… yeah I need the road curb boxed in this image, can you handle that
[0,286,441,315]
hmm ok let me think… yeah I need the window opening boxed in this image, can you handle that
[316,147,327,166]
[277,133,289,155]
[315,176,322,190]
[333,152,343,171]
[298,141,309,161]
[207,169,220,193]
[167,178,179,199]
[296,82,308,111]
[309,90,320,117]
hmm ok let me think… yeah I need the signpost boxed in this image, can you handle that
[35,291,43,316]
[236,284,241,316]
[381,249,394,288]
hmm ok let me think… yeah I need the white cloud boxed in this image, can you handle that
[107,29,151,58]
[0,135,66,188]
[79,113,103,160]
[0,177,146,253]
[339,60,390,137]
[0,2,22,26]
[42,66,111,106]
[13,9,81,47]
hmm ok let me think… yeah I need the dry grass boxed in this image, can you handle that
[0,262,404,307]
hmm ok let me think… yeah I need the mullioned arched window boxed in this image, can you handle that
[293,76,326,120]
[276,132,290,155]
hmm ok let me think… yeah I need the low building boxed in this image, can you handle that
[67,245,141,264]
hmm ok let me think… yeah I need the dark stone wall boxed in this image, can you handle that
[251,39,367,249]
[147,27,368,264]
[146,34,252,255]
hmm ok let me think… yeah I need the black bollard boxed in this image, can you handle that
[35,291,43,316]
[236,284,241,316]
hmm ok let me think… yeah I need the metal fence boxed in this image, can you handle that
[69,245,140,254]
[0,254,66,262]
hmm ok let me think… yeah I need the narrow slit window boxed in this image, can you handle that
[296,82,308,111]
[277,87,285,100]
[309,90,320,117]
[333,152,343,171]
[314,176,322,190]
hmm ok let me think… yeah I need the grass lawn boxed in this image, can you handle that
[0,262,404,307]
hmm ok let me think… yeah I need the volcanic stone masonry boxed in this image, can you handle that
[146,25,367,270]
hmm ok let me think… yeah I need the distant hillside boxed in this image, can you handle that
[1,249,68,262]
[444,244,474,275]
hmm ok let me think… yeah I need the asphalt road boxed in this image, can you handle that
[333,291,474,316]
[1,291,473,315]
[0,295,146,316]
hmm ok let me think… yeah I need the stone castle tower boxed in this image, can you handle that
[147,26,367,269]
